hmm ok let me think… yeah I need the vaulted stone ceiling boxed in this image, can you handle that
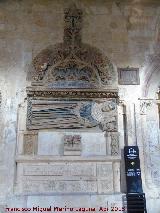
[0,0,159,73]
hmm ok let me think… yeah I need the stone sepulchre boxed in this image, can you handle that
[15,5,122,208]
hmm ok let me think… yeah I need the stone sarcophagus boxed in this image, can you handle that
[15,5,120,196]
[16,161,120,194]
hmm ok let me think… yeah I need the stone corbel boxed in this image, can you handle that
[140,100,152,115]
[139,98,160,115]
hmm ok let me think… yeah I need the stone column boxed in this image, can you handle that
[139,99,160,189]
[130,103,138,146]
[113,161,121,192]
[105,131,111,155]
[117,102,126,150]
[139,101,149,188]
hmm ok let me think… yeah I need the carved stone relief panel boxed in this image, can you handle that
[110,133,120,156]
[27,98,99,130]
[64,135,82,156]
[16,161,119,194]
[22,178,97,194]
[26,95,118,132]
[43,60,99,89]
[31,48,115,88]
[23,131,38,155]
[91,99,118,132]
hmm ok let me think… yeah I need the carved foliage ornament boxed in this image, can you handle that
[64,135,82,156]
[26,88,118,99]
[140,100,152,115]
[110,133,119,155]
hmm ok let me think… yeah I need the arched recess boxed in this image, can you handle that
[140,65,160,191]
[142,55,160,97]
[29,42,116,89]
[140,17,160,189]
[142,12,160,97]
[15,5,121,196]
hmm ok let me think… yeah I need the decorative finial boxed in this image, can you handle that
[64,4,83,46]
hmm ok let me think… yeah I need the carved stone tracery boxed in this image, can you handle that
[29,5,116,88]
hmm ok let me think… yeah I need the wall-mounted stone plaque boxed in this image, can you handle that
[118,68,140,85]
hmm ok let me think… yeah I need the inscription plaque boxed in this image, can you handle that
[118,68,140,85]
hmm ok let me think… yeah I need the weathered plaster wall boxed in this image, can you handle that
[0,0,160,212]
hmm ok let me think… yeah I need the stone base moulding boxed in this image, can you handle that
[15,156,121,195]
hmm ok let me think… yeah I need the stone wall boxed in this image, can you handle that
[0,0,160,212]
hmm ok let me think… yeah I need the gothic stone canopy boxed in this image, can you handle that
[29,5,116,89]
